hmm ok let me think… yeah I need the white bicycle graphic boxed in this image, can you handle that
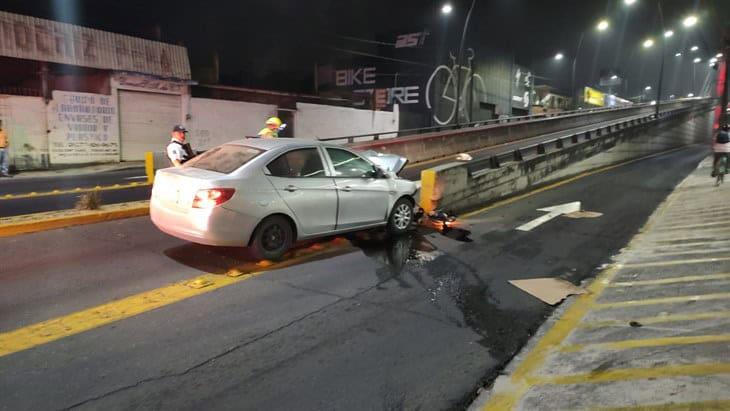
[425,48,486,126]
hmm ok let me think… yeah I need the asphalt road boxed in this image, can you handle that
[0,167,149,217]
[0,144,709,410]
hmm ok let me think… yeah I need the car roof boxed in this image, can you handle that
[227,137,333,151]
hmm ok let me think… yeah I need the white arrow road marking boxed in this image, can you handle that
[516,201,582,232]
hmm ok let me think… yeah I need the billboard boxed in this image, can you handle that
[584,87,605,107]
[0,11,191,79]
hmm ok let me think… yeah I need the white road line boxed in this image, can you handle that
[516,201,581,232]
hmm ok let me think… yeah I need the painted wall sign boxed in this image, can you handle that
[48,90,119,164]
[0,11,190,79]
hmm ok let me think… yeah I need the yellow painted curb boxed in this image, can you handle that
[0,201,150,237]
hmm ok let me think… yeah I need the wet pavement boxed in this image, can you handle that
[0,145,710,410]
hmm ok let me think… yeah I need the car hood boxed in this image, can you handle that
[362,150,408,175]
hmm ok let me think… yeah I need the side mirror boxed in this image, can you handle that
[362,167,386,179]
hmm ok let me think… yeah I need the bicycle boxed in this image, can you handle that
[425,48,486,126]
[715,153,728,186]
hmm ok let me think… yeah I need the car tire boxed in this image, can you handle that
[250,215,294,261]
[387,197,414,235]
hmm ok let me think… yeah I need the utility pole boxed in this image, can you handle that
[454,0,476,126]
[655,2,665,119]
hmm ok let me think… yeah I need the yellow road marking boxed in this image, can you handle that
[644,239,730,250]
[579,311,730,329]
[622,257,730,268]
[594,292,730,309]
[0,201,150,237]
[480,265,621,410]
[561,334,730,353]
[594,399,730,411]
[0,242,354,358]
[610,273,730,287]
[0,182,150,201]
[528,363,730,385]
[655,221,729,231]
[462,145,692,218]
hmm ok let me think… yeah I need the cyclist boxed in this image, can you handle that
[258,117,283,139]
[712,124,730,179]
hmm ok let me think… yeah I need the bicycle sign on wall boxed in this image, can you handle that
[425,48,486,125]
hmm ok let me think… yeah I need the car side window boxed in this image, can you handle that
[266,148,326,178]
[326,148,374,178]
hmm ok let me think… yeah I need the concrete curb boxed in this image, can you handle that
[0,201,150,237]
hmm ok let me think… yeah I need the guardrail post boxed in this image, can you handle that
[537,144,546,155]
[513,149,523,162]
[556,138,564,149]
[489,156,500,169]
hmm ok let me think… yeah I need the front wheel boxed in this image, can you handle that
[250,215,294,261]
[388,198,414,235]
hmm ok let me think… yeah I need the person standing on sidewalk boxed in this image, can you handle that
[0,120,10,177]
[712,124,730,175]
[166,124,196,168]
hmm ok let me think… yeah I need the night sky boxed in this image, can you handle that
[2,0,728,97]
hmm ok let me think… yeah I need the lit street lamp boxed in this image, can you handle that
[645,86,652,91]
[441,3,452,14]
[694,57,702,63]
[675,52,682,57]
[664,30,674,38]
[682,15,698,28]
[691,45,699,52]
[554,52,564,60]
[611,75,618,80]
[643,38,655,48]
[624,0,637,5]
[597,19,610,32]
[717,53,724,58]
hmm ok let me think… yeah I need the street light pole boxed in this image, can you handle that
[454,0,476,126]
[655,1,665,118]
[571,32,585,109]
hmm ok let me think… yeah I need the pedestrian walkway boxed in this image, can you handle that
[472,156,730,410]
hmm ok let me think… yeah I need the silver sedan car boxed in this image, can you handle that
[150,138,419,260]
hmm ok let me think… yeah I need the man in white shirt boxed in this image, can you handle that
[166,125,195,167]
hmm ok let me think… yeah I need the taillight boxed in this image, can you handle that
[192,188,235,209]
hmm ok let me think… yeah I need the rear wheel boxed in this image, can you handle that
[250,215,294,261]
[388,197,414,235]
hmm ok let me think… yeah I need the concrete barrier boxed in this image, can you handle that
[420,102,715,214]
[352,99,708,165]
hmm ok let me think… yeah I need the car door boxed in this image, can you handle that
[264,147,338,236]
[324,147,391,229]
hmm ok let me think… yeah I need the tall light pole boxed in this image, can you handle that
[454,0,476,126]
[572,19,609,109]
[655,2,665,119]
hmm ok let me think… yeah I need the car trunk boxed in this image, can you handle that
[152,167,227,212]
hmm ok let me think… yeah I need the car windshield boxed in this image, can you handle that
[183,144,262,174]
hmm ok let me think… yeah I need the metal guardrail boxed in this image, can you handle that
[464,101,713,176]
[317,100,669,143]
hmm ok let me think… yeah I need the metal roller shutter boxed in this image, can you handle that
[119,90,181,161]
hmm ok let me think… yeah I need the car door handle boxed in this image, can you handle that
[340,186,352,192]
[284,185,298,192]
